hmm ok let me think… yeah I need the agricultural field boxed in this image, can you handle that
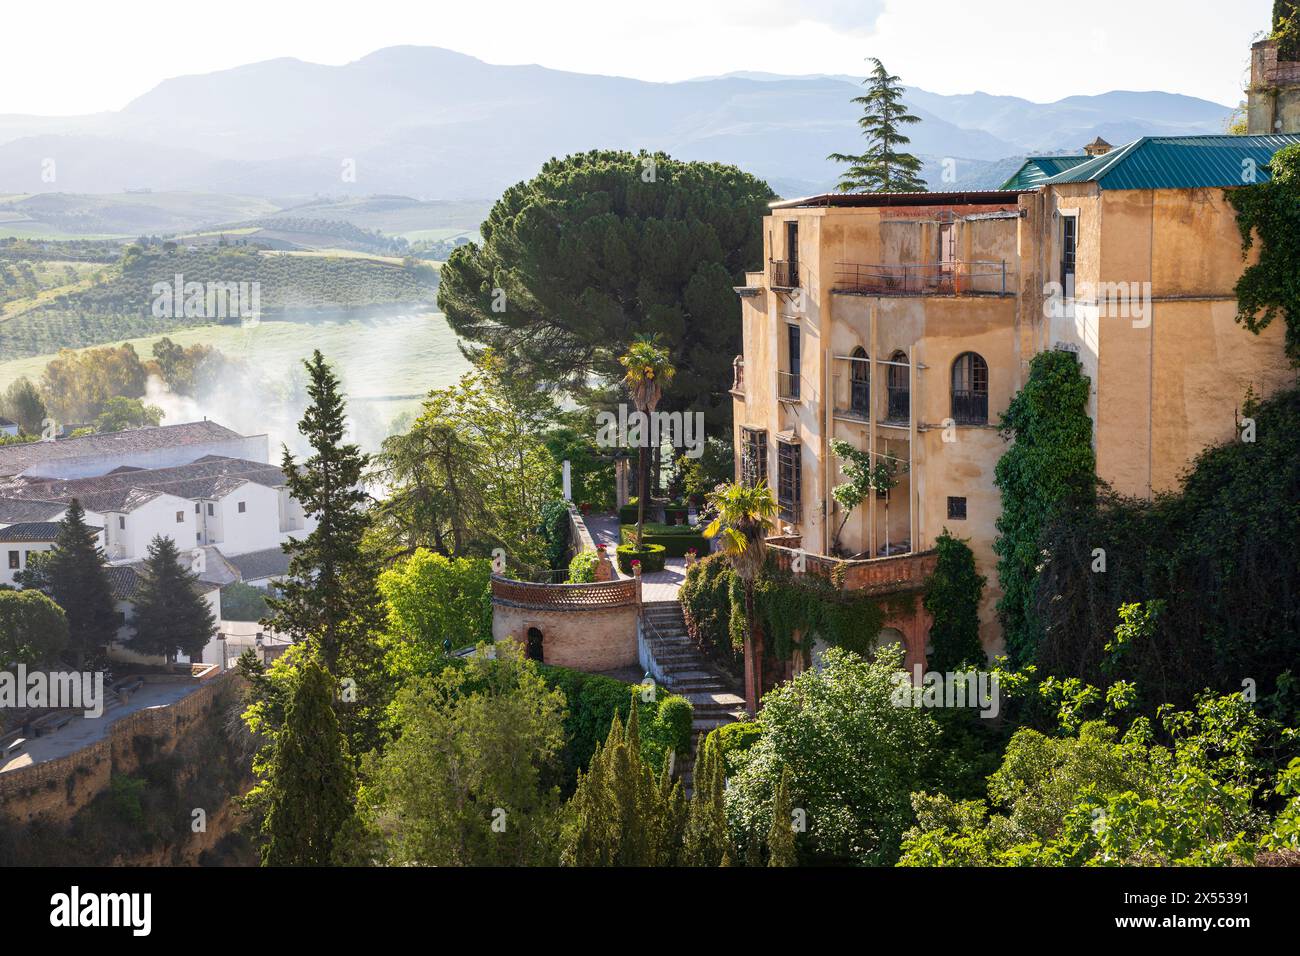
[0,258,106,318]
[0,244,439,359]
[0,311,473,436]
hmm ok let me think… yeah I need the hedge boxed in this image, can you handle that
[538,665,692,790]
[619,523,707,557]
[616,543,666,574]
[567,550,600,583]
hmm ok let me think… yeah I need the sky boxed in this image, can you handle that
[0,0,1269,115]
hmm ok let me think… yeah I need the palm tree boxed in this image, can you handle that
[703,480,778,714]
[619,336,676,549]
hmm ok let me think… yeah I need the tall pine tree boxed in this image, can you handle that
[828,58,927,193]
[28,499,118,666]
[257,658,359,866]
[265,351,386,755]
[128,535,216,662]
[767,766,798,867]
[683,731,735,866]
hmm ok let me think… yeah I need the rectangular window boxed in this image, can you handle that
[785,220,799,288]
[176,511,184,523]
[7,550,17,570]
[777,440,802,521]
[1060,214,1077,298]
[195,502,200,513]
[947,496,967,520]
[207,502,214,516]
[118,516,125,530]
[741,428,768,487]
[237,501,246,514]
[783,324,801,400]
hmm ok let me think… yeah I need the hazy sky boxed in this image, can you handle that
[1,0,1267,115]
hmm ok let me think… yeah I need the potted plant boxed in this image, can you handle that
[685,547,698,567]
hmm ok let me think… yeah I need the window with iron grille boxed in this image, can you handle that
[951,352,989,425]
[1060,214,1077,298]
[777,440,802,521]
[741,427,768,487]
[947,496,967,520]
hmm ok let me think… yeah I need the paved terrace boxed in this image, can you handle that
[0,680,202,774]
[585,512,692,602]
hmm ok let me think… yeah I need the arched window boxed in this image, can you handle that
[849,346,870,417]
[887,350,909,422]
[951,352,989,424]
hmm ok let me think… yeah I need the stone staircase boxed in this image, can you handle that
[641,600,747,793]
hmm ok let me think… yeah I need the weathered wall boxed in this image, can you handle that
[492,603,639,672]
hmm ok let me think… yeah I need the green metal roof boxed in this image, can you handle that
[999,155,1092,190]
[1035,134,1300,190]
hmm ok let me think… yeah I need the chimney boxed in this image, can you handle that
[1083,137,1113,157]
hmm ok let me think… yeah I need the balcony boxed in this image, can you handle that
[766,535,938,597]
[730,355,745,398]
[886,384,910,423]
[777,370,801,402]
[770,259,799,289]
[831,373,871,422]
[951,389,989,425]
[835,259,1012,296]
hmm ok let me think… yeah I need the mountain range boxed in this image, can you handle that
[0,46,1235,202]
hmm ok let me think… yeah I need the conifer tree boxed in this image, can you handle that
[258,658,359,866]
[128,535,216,662]
[28,499,118,666]
[828,58,927,193]
[767,766,798,867]
[683,731,735,866]
[561,700,685,866]
[265,350,387,756]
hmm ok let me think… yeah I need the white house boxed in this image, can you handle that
[0,521,106,587]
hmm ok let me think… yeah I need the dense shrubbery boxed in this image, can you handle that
[679,553,742,674]
[1034,384,1300,717]
[923,531,987,671]
[566,550,600,583]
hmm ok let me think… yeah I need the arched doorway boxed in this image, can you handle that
[526,627,544,662]
[873,627,906,659]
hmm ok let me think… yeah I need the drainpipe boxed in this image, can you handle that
[824,339,833,556]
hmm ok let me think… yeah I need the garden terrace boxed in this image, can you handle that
[490,574,639,610]
[765,535,938,596]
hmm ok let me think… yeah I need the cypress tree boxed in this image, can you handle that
[828,58,927,193]
[923,531,987,672]
[767,766,798,867]
[266,350,386,755]
[260,659,358,866]
[129,535,216,662]
[36,499,118,666]
[683,731,735,866]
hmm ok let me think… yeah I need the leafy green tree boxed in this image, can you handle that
[561,701,686,866]
[128,535,216,661]
[0,377,46,434]
[94,395,163,433]
[725,645,941,865]
[704,480,779,714]
[219,581,270,622]
[376,548,492,678]
[373,354,557,572]
[828,58,926,192]
[994,350,1094,665]
[256,658,359,866]
[363,642,566,865]
[767,766,798,867]
[619,335,675,548]
[0,588,68,667]
[26,500,118,665]
[923,530,987,671]
[437,150,773,436]
[898,692,1274,866]
[39,343,148,423]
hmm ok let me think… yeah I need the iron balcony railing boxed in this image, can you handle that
[835,259,1011,296]
[951,389,989,425]
[777,370,801,401]
[831,373,870,421]
[770,259,799,289]
[886,385,910,423]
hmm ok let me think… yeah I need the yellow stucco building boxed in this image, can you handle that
[732,134,1300,661]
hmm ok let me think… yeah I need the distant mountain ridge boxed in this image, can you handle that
[0,47,1234,203]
